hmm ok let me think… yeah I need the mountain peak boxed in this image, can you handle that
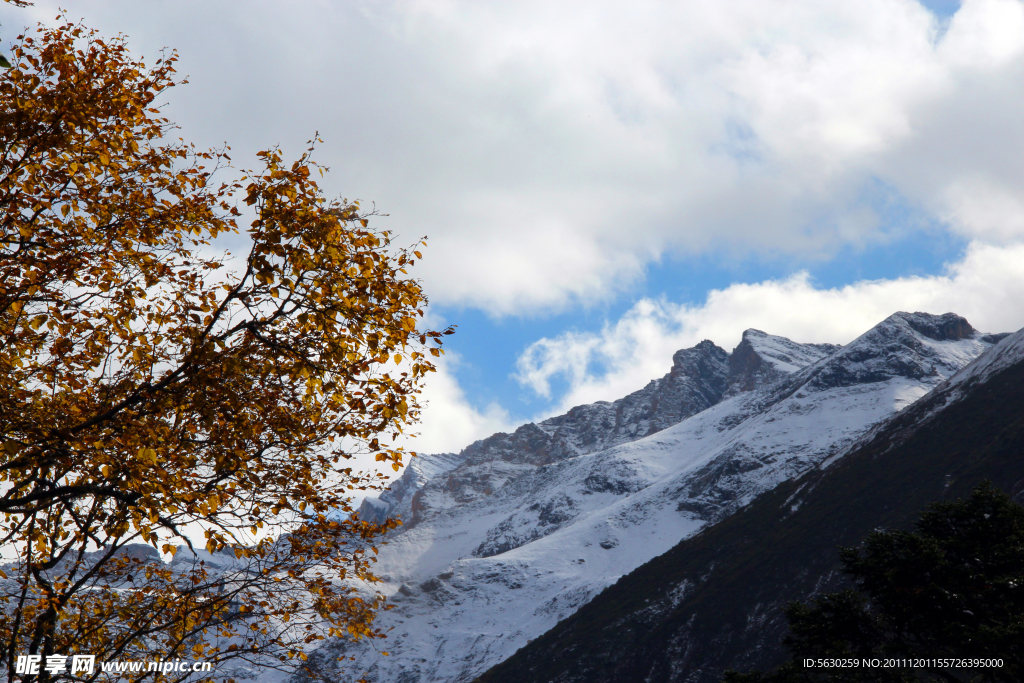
[668,340,730,392]
[889,311,975,341]
[724,329,839,397]
[803,311,987,393]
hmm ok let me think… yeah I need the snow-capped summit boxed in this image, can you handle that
[326,312,1004,683]
[724,329,839,397]
[799,312,988,392]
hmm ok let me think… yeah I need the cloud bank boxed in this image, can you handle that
[12,1,1024,457]
[18,0,1024,316]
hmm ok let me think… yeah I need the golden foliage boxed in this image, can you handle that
[0,17,448,681]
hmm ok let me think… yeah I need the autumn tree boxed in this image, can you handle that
[0,14,448,683]
[724,483,1024,683]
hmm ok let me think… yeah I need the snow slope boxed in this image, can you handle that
[305,312,1000,683]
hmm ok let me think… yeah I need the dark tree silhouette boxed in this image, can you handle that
[725,482,1024,683]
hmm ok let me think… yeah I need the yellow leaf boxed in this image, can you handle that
[136,447,158,464]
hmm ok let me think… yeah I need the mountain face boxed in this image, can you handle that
[360,339,736,528]
[307,312,999,683]
[476,325,1024,683]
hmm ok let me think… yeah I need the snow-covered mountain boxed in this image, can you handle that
[477,321,1024,683]
[306,312,1003,683]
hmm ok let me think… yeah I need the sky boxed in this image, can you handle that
[5,0,1024,462]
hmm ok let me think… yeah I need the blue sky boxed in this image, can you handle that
[920,0,963,16]
[8,0,1024,455]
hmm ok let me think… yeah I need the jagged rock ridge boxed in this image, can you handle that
[362,331,833,528]
[724,329,839,397]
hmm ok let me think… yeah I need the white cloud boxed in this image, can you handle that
[404,352,519,454]
[15,0,1024,315]
[515,240,1024,414]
